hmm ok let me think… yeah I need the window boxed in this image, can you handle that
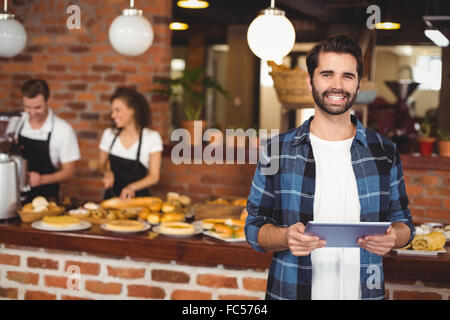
[413,55,442,91]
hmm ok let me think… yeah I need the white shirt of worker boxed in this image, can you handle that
[10,109,81,168]
[99,127,163,168]
[309,132,361,300]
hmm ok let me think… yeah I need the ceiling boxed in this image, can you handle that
[171,0,450,46]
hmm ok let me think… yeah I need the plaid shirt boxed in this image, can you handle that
[245,115,415,300]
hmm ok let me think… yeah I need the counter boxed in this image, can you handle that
[0,219,449,300]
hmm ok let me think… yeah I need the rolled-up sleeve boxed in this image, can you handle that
[387,146,415,245]
[245,149,277,253]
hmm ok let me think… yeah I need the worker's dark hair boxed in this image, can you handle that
[21,79,50,101]
[110,87,151,129]
[306,35,363,81]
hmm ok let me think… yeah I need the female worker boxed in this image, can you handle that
[98,87,162,200]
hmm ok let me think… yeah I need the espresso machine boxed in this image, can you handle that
[0,112,29,220]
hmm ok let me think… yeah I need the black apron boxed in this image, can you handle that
[104,129,150,199]
[17,116,60,203]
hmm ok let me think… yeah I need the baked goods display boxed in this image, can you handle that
[398,223,448,253]
[68,202,139,223]
[137,192,191,225]
[18,196,65,223]
[200,214,247,240]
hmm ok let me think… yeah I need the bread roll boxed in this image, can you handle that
[179,195,191,206]
[147,212,161,224]
[68,208,90,218]
[232,198,247,206]
[161,212,184,223]
[166,192,180,201]
[161,202,176,213]
[212,223,234,238]
[32,196,49,209]
[202,218,226,230]
[101,197,162,209]
[412,232,446,251]
[225,218,245,228]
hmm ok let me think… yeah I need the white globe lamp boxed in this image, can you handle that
[247,0,295,61]
[108,0,154,56]
[0,0,27,58]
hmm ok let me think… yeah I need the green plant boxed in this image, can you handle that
[437,128,450,141]
[418,117,434,139]
[153,67,228,121]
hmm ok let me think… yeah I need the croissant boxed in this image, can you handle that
[412,232,446,251]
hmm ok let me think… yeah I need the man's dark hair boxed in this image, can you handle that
[110,87,151,130]
[306,35,363,81]
[21,79,50,101]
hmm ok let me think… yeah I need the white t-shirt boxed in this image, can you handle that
[9,109,81,169]
[309,132,361,300]
[99,127,163,169]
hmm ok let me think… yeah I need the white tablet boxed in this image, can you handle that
[304,221,391,248]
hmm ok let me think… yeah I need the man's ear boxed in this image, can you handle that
[306,75,312,92]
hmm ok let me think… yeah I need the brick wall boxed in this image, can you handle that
[0,243,267,300]
[1,244,449,300]
[0,0,172,201]
[404,168,450,225]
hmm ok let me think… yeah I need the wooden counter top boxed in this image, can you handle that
[0,219,448,283]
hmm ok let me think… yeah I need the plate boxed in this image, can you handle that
[152,224,203,238]
[394,248,447,256]
[100,221,151,233]
[31,220,92,232]
[203,231,247,243]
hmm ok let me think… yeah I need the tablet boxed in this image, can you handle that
[304,221,391,248]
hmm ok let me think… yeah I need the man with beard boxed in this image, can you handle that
[245,35,414,300]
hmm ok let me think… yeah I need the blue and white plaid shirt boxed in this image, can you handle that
[245,115,415,300]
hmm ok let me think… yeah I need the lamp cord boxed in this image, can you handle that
[130,0,134,8]
[3,0,7,12]
[270,0,275,8]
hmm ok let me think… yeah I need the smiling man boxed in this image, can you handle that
[11,79,80,202]
[245,35,415,300]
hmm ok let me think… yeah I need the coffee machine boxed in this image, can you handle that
[0,112,28,220]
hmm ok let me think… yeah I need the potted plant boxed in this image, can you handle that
[417,117,436,156]
[437,128,450,158]
[154,67,228,145]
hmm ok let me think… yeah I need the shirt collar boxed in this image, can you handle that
[23,108,54,133]
[291,114,368,148]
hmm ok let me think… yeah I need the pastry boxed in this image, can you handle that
[148,201,162,212]
[159,222,195,235]
[68,208,90,218]
[444,225,450,231]
[160,212,184,223]
[147,212,161,224]
[412,231,446,251]
[201,218,226,230]
[211,223,234,238]
[100,197,163,209]
[232,198,247,206]
[161,202,176,213]
[166,192,180,201]
[179,195,191,206]
[105,219,145,231]
[138,208,149,220]
[225,218,245,228]
[240,208,248,221]
[32,196,49,209]
[42,215,80,227]
[83,202,99,211]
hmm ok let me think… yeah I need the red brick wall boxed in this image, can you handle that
[404,168,450,225]
[0,0,172,201]
[0,244,267,300]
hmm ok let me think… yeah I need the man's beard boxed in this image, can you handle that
[311,83,358,115]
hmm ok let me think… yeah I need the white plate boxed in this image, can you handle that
[394,248,447,256]
[203,231,246,243]
[100,221,151,233]
[31,220,92,232]
[152,224,203,238]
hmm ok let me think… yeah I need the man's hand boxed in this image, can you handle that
[358,226,397,256]
[28,171,42,187]
[286,222,327,256]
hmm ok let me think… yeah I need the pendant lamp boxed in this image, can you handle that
[247,0,295,61]
[108,0,154,56]
[0,0,27,58]
[177,0,209,9]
